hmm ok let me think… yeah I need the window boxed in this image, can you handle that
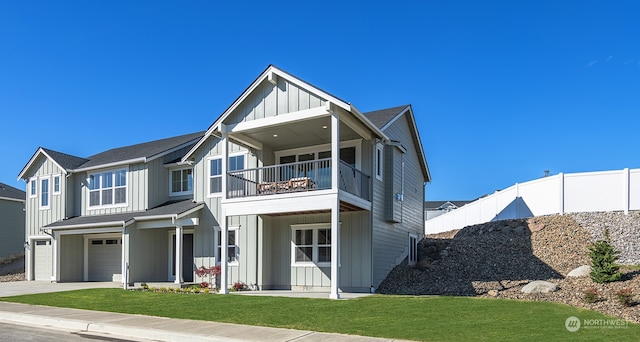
[209,158,222,194]
[209,154,245,195]
[29,179,37,198]
[375,144,384,181]
[40,178,49,209]
[89,169,127,207]
[53,175,61,194]
[408,234,418,267]
[216,227,238,264]
[170,168,193,195]
[291,224,333,266]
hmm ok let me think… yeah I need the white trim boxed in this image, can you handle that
[29,178,37,198]
[290,223,333,268]
[87,167,128,209]
[168,228,195,282]
[83,233,122,282]
[207,152,246,198]
[18,148,69,180]
[228,106,330,133]
[214,226,239,266]
[74,158,145,173]
[375,144,384,181]
[52,174,61,195]
[169,166,194,196]
[39,176,50,210]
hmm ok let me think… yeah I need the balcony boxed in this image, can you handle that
[227,158,370,201]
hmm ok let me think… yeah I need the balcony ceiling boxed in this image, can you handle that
[235,117,362,151]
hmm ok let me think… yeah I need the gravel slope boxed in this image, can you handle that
[377,212,639,324]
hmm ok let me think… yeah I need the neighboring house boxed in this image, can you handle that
[18,65,430,298]
[0,182,26,262]
[425,200,471,220]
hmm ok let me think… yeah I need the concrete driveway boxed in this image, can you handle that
[0,281,121,297]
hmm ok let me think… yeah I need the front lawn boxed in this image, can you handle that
[1,290,638,341]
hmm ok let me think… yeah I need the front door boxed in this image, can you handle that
[172,233,194,282]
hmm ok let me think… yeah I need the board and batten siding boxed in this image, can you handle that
[82,162,148,216]
[261,211,371,291]
[25,157,66,237]
[0,198,25,259]
[226,77,327,125]
[371,113,426,287]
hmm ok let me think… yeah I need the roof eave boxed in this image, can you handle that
[18,148,69,181]
[73,157,147,173]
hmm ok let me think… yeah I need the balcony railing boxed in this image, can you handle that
[227,158,370,201]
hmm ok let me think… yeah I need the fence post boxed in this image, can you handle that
[624,168,630,215]
[559,173,565,215]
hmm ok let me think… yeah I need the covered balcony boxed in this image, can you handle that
[227,158,370,201]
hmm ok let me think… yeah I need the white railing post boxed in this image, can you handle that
[623,168,630,215]
[559,173,565,215]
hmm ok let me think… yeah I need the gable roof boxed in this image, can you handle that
[363,105,431,182]
[76,131,204,171]
[182,65,389,161]
[0,182,25,202]
[425,200,472,210]
[19,132,205,180]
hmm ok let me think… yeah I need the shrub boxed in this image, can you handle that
[159,287,167,293]
[193,287,201,294]
[615,288,633,307]
[149,287,156,292]
[141,283,149,291]
[589,229,622,283]
[583,288,599,303]
[200,281,210,288]
[203,287,210,294]
[233,282,246,291]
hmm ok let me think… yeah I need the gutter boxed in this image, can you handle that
[42,221,126,231]
[73,157,147,173]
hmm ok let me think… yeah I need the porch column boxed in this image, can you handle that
[220,209,229,294]
[52,232,59,283]
[121,229,127,288]
[330,108,340,299]
[174,225,183,284]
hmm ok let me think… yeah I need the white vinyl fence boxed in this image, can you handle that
[425,168,640,234]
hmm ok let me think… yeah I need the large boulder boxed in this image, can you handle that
[521,280,558,294]
[567,265,591,278]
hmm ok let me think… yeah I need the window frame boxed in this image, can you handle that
[215,226,239,266]
[207,152,246,198]
[169,167,194,196]
[290,223,334,267]
[29,178,37,198]
[52,175,61,195]
[39,176,50,210]
[375,143,384,181]
[87,168,128,209]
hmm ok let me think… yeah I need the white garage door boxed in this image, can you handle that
[88,238,122,282]
[34,240,52,281]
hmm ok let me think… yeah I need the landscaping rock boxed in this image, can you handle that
[521,280,558,294]
[567,265,592,278]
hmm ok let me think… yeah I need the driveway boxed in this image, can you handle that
[0,281,122,297]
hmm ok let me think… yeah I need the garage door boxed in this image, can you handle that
[34,240,52,281]
[88,238,122,282]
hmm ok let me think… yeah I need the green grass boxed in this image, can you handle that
[2,290,639,341]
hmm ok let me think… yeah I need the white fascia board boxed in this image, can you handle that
[17,148,69,180]
[44,221,125,231]
[73,158,146,173]
[222,190,339,216]
[55,227,124,236]
[182,65,352,161]
[350,105,389,141]
[380,105,410,131]
[228,106,330,133]
[176,203,205,219]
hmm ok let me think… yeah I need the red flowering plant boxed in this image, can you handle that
[195,265,221,289]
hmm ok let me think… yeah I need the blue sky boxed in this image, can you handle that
[2,1,639,200]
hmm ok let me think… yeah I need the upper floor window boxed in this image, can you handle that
[53,175,61,195]
[89,169,127,207]
[208,154,245,195]
[29,179,37,198]
[375,144,384,181]
[40,178,50,209]
[170,168,193,196]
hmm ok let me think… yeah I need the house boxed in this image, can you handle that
[18,65,430,298]
[0,182,26,262]
[425,200,471,220]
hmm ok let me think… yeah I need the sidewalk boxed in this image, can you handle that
[0,301,410,342]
